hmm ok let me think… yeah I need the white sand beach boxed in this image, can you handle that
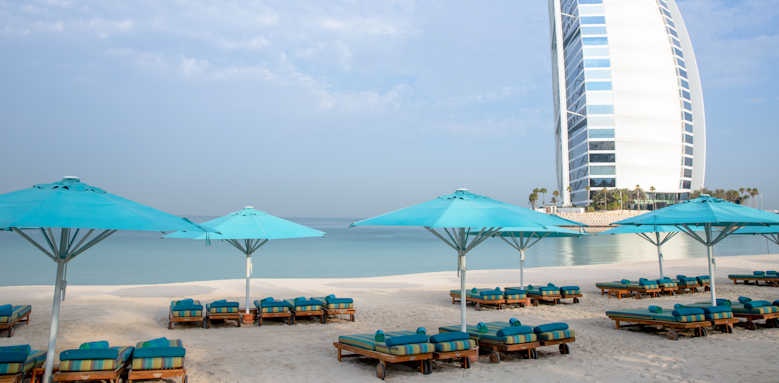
[2,254,779,383]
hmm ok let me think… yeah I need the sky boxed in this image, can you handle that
[0,0,777,218]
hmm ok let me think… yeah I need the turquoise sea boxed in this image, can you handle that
[0,217,776,286]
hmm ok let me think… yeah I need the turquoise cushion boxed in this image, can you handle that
[745,300,771,309]
[134,346,185,358]
[497,325,533,337]
[140,337,169,348]
[0,344,31,363]
[384,334,428,347]
[620,279,630,284]
[325,296,353,304]
[648,305,663,313]
[509,318,522,327]
[0,304,12,316]
[60,348,120,361]
[738,296,752,304]
[754,271,765,276]
[560,285,579,291]
[293,297,322,306]
[256,299,289,308]
[209,300,239,308]
[701,305,731,314]
[533,322,568,334]
[773,300,779,307]
[80,341,110,350]
[715,299,731,306]
[672,307,703,316]
[429,332,470,343]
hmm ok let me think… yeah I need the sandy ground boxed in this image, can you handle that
[2,254,779,383]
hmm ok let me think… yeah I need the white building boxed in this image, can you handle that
[549,0,705,206]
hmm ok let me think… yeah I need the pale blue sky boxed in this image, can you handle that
[1,0,777,217]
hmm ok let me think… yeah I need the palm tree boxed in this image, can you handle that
[528,191,538,209]
[649,186,656,210]
[634,184,641,209]
[539,187,548,205]
[552,190,560,206]
[749,187,760,207]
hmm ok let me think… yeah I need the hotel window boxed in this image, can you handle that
[580,16,606,24]
[681,90,691,100]
[683,157,693,166]
[681,180,692,189]
[667,27,678,38]
[684,123,693,133]
[581,26,607,35]
[676,58,686,68]
[684,134,693,144]
[587,105,614,114]
[585,81,612,91]
[583,37,608,45]
[590,178,616,187]
[590,165,615,175]
[680,79,689,89]
[590,153,615,163]
[589,129,615,139]
[589,141,615,150]
[683,101,692,111]
[665,18,676,28]
[684,145,694,155]
[673,48,684,58]
[678,68,688,78]
[578,0,603,4]
[683,168,693,178]
[584,58,611,68]
[683,112,693,122]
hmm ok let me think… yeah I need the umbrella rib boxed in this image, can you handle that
[41,228,58,258]
[12,228,55,260]
[249,239,269,254]
[711,224,740,246]
[443,228,460,250]
[763,233,779,245]
[466,227,499,253]
[66,229,80,252]
[225,239,248,254]
[500,235,523,252]
[636,232,658,246]
[658,231,678,246]
[70,229,95,255]
[525,233,546,250]
[425,227,458,251]
[67,230,116,261]
[678,224,706,245]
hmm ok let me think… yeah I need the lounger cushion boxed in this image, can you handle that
[293,297,323,306]
[59,347,133,372]
[700,305,731,314]
[325,295,353,304]
[60,348,120,361]
[773,300,779,307]
[134,346,185,358]
[0,345,31,363]
[738,296,752,303]
[255,299,290,308]
[754,271,765,276]
[0,305,12,317]
[672,307,704,317]
[429,332,470,343]
[433,339,474,352]
[620,279,631,284]
[79,341,110,350]
[497,325,534,337]
[715,299,731,306]
[384,334,429,347]
[509,318,522,327]
[171,299,202,310]
[745,300,771,309]
[560,285,580,292]
[533,322,569,334]
[0,350,45,375]
[208,300,239,308]
[539,329,574,341]
[648,305,663,313]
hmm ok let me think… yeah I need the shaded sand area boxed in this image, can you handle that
[2,254,779,382]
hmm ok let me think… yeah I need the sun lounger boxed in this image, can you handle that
[695,275,712,291]
[713,297,779,330]
[286,297,326,324]
[127,337,187,383]
[727,271,779,286]
[559,285,582,303]
[526,284,562,305]
[334,328,434,380]
[0,305,31,338]
[450,288,506,310]
[204,299,241,328]
[628,279,662,298]
[0,345,46,383]
[168,299,203,329]
[439,319,540,363]
[317,295,356,321]
[605,305,710,340]
[503,287,531,307]
[428,332,477,369]
[52,341,133,383]
[655,277,679,295]
[254,298,293,326]
[595,281,631,299]
[676,275,700,293]
[531,322,575,355]
[676,302,737,333]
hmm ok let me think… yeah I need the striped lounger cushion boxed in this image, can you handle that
[132,339,185,370]
[0,305,31,324]
[505,293,527,300]
[59,347,133,372]
[171,310,202,317]
[339,332,434,356]
[538,329,574,341]
[442,323,538,345]
[467,289,503,301]
[0,350,45,375]
[293,304,322,312]
[707,311,733,320]
[433,339,476,352]
[261,306,289,313]
[327,302,354,309]
[209,306,238,314]
[734,305,779,315]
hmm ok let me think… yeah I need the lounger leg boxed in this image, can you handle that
[422,360,432,375]
[376,361,386,380]
[614,320,620,329]
[337,345,342,362]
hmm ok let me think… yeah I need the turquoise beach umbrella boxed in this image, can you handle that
[601,225,698,279]
[351,188,580,332]
[0,177,214,382]
[614,195,779,306]
[495,226,584,288]
[166,207,325,314]
[733,224,779,245]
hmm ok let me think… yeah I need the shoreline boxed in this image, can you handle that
[2,254,778,382]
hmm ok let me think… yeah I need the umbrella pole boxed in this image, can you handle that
[459,253,467,333]
[519,249,526,289]
[656,243,664,279]
[43,259,66,383]
[245,255,252,314]
[707,244,716,306]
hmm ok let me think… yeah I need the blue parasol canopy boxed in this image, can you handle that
[0,177,214,382]
[733,224,779,245]
[351,189,583,331]
[166,207,324,313]
[614,195,779,305]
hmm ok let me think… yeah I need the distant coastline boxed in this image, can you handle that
[556,209,648,232]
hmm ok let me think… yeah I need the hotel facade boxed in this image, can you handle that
[548,0,705,206]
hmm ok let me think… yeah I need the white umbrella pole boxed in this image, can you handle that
[245,255,252,314]
[707,244,717,306]
[459,253,467,333]
[43,260,66,383]
[519,249,526,289]
[656,244,664,279]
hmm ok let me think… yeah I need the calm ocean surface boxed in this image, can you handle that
[0,217,776,286]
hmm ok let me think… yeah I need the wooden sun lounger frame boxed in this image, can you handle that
[527,291,561,305]
[449,291,506,310]
[0,374,23,383]
[333,342,432,380]
[504,296,532,307]
[324,306,356,322]
[728,275,779,286]
[627,285,662,299]
[432,347,477,369]
[128,367,187,383]
[477,338,540,363]
[607,314,711,340]
[53,363,127,383]
[539,336,575,355]
[256,309,293,326]
[204,310,242,328]
[597,285,631,299]
[559,291,582,304]
[657,284,679,295]
[291,307,326,324]
[168,311,203,330]
[0,308,31,338]
[733,311,779,330]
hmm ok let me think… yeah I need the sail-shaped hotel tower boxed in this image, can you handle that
[549,0,705,206]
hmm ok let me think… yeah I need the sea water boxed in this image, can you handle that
[0,217,776,286]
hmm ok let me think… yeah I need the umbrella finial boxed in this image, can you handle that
[244,205,254,210]
[62,176,80,182]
